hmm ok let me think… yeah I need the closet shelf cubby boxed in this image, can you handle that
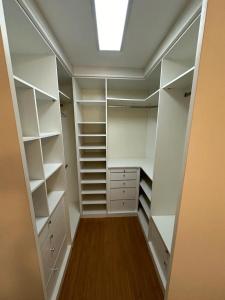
[140,180,152,200]
[139,195,150,219]
[138,208,149,237]
[30,180,45,193]
[162,66,195,90]
[47,191,65,215]
[43,163,63,179]
[80,168,106,173]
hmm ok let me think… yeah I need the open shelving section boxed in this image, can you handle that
[73,78,107,215]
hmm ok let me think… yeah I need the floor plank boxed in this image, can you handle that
[59,217,164,300]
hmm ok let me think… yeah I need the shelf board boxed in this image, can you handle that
[30,179,44,192]
[81,190,106,195]
[138,208,149,238]
[80,169,106,173]
[23,136,39,142]
[80,157,106,162]
[76,100,106,105]
[81,180,106,184]
[79,146,106,150]
[139,195,150,219]
[79,134,106,137]
[163,66,195,90]
[82,200,107,205]
[40,132,60,139]
[78,122,106,125]
[59,90,72,102]
[36,216,48,235]
[48,191,65,215]
[140,180,152,200]
[43,163,62,179]
[152,215,176,253]
[83,209,107,215]
[14,75,58,101]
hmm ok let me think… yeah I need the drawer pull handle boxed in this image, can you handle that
[48,220,52,225]
[163,261,167,268]
[123,182,126,185]
[50,247,55,252]
[123,190,125,193]
[50,234,54,239]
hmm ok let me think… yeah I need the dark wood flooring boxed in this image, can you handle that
[59,217,163,300]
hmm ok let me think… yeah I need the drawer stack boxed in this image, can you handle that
[109,168,140,213]
[39,199,67,298]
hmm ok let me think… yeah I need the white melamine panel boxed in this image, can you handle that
[77,105,106,123]
[145,107,158,164]
[110,188,136,201]
[16,86,39,137]
[37,98,61,134]
[110,172,137,181]
[110,180,137,189]
[108,107,148,159]
[41,136,63,164]
[40,237,52,286]
[24,140,44,180]
[32,184,49,218]
[151,89,190,215]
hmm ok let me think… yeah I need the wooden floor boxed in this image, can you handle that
[59,217,163,300]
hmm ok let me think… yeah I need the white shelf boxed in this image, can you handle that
[23,136,39,142]
[59,90,71,102]
[152,215,176,253]
[140,180,152,200]
[148,241,167,289]
[36,216,48,235]
[82,200,107,205]
[81,180,107,184]
[79,134,106,137]
[47,191,65,215]
[138,208,149,238]
[83,209,107,215]
[80,157,106,162]
[162,67,195,90]
[68,202,80,240]
[80,169,106,173]
[40,132,60,139]
[139,195,150,219]
[79,146,106,150]
[76,100,106,105]
[78,122,106,125]
[43,163,62,179]
[108,158,154,180]
[30,180,44,192]
[81,190,106,195]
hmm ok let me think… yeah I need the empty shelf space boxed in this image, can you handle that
[78,122,106,125]
[82,203,107,215]
[81,180,107,184]
[152,215,176,253]
[81,190,106,195]
[78,134,106,137]
[43,163,62,179]
[80,168,106,173]
[79,146,106,150]
[30,180,45,192]
[140,180,152,200]
[139,195,150,219]
[82,200,107,205]
[80,157,106,162]
[47,191,65,215]
[36,217,48,235]
[162,67,195,90]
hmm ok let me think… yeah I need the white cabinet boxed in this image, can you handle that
[108,168,140,213]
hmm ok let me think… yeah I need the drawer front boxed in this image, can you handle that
[47,237,67,299]
[49,199,67,264]
[39,220,50,246]
[40,237,53,285]
[150,221,170,276]
[110,188,136,200]
[110,180,137,189]
[110,200,137,212]
[110,168,137,173]
[110,172,137,181]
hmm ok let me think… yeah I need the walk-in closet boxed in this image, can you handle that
[1,0,225,300]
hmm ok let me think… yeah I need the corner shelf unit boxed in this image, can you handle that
[73,78,108,215]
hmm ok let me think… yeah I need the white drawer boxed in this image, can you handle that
[110,168,137,173]
[110,180,137,189]
[50,200,67,263]
[40,237,53,286]
[38,220,50,246]
[150,220,170,276]
[46,236,67,299]
[110,188,136,200]
[110,172,137,181]
[110,200,137,212]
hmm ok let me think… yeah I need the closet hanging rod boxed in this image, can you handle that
[108,105,158,109]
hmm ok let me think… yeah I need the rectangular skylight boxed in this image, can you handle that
[94,0,129,51]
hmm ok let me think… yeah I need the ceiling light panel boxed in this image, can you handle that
[94,0,129,51]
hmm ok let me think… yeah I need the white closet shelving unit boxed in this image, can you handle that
[2,1,80,299]
[73,78,108,215]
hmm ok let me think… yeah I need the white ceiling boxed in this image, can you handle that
[33,0,190,70]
